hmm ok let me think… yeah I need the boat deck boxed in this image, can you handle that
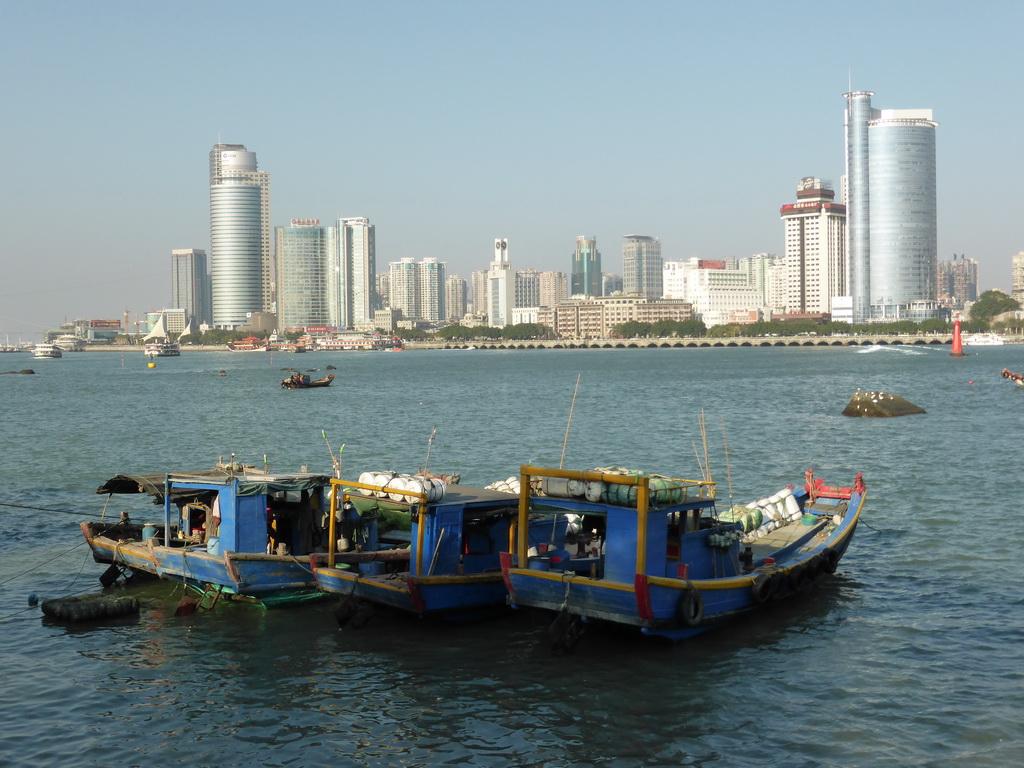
[747,501,846,559]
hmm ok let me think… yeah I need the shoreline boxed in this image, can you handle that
[2,333,998,354]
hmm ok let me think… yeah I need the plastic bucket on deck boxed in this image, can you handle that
[361,561,385,576]
[142,524,158,541]
[528,557,551,571]
[547,549,571,570]
[207,537,222,556]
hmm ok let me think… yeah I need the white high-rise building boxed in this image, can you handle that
[209,144,271,327]
[487,239,515,328]
[780,178,846,314]
[419,258,445,322]
[387,258,446,322]
[337,217,376,327]
[539,271,568,308]
[445,275,467,321]
[1011,252,1024,306]
[662,259,763,327]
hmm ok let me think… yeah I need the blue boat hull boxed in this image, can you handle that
[313,562,508,616]
[504,484,865,643]
[82,525,321,603]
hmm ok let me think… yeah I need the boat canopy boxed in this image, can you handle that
[96,471,332,500]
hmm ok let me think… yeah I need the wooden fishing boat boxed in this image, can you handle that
[1001,368,1024,386]
[311,472,568,624]
[81,463,333,606]
[500,465,865,651]
[281,372,334,389]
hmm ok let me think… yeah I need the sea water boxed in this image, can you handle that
[1,346,1022,767]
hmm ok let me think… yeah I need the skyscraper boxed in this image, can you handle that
[844,92,938,322]
[170,248,212,326]
[276,219,335,329]
[779,178,846,314]
[538,271,568,308]
[419,258,446,322]
[387,258,446,322]
[338,217,376,327]
[1012,252,1024,306]
[622,235,663,298]
[487,239,515,327]
[571,236,601,297]
[936,254,978,309]
[445,274,467,321]
[209,144,271,327]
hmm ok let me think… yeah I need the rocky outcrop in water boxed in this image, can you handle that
[843,391,925,417]
[0,369,35,375]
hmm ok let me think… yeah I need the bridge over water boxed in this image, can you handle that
[419,335,957,351]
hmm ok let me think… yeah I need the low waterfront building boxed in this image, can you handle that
[537,296,693,338]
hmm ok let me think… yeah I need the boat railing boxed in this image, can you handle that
[513,465,717,574]
[325,478,429,571]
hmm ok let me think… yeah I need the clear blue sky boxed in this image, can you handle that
[1,0,1020,339]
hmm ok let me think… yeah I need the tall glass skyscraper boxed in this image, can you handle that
[276,220,335,330]
[209,144,270,328]
[844,92,938,322]
[571,235,601,297]
[170,249,212,326]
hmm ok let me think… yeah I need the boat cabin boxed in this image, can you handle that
[97,469,332,556]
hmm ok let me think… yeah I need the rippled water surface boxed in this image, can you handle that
[2,346,1022,767]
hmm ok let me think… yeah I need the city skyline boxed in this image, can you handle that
[2,2,1022,338]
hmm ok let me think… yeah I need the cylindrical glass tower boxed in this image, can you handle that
[844,91,874,324]
[868,114,938,320]
[210,181,262,327]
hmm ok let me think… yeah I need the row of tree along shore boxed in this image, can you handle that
[67,289,1024,348]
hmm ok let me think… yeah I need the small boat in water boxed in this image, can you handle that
[963,332,1005,346]
[81,461,333,606]
[311,472,569,623]
[500,465,865,651]
[281,372,334,389]
[1001,369,1024,386]
[32,343,62,359]
[226,337,268,351]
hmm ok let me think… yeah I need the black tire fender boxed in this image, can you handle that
[822,547,840,574]
[788,564,808,592]
[677,587,704,627]
[806,554,823,580]
[751,573,772,604]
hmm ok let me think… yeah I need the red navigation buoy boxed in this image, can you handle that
[951,318,965,358]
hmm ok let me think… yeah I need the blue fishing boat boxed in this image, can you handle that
[500,465,865,651]
[81,463,333,606]
[311,472,568,624]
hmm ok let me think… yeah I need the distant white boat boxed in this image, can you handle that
[33,343,63,359]
[54,334,84,352]
[963,332,1005,346]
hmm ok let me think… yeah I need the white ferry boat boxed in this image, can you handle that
[963,332,1005,346]
[33,343,63,359]
[144,339,181,357]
